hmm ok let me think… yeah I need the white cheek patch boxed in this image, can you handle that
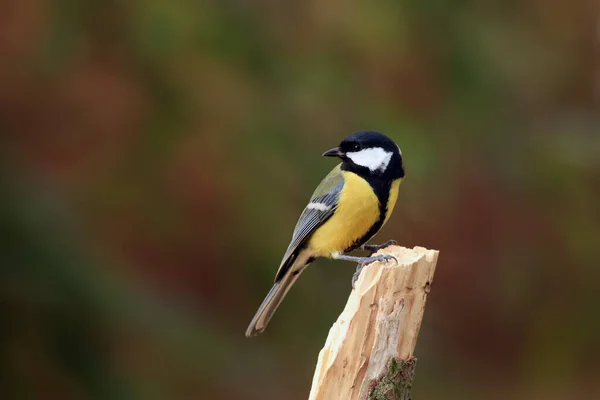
[346,147,393,172]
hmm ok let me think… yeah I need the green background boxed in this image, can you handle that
[1,1,599,399]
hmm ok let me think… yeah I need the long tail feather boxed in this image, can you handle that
[245,261,305,337]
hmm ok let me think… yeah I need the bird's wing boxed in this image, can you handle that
[274,164,344,282]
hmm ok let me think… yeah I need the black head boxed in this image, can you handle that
[322,131,404,180]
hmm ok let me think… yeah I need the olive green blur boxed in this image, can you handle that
[1,1,599,399]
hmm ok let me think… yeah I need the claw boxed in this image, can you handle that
[375,254,398,264]
[351,264,364,289]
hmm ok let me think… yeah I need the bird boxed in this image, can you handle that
[245,131,405,337]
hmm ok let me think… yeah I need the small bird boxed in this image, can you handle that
[245,131,405,337]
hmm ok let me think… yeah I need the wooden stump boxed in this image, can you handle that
[308,246,439,400]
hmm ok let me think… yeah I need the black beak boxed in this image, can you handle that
[322,147,343,157]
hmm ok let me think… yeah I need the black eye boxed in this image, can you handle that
[351,143,361,151]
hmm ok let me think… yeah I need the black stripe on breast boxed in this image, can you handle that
[344,178,391,252]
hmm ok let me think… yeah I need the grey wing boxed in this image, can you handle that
[274,165,344,281]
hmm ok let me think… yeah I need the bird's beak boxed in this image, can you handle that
[322,147,343,158]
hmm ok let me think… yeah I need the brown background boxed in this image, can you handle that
[1,1,600,399]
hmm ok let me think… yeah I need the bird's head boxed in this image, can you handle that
[323,131,405,180]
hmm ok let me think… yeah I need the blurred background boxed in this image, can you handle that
[1,1,600,399]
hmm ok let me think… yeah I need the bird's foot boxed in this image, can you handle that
[348,254,398,289]
[361,240,398,255]
[333,253,398,266]
[368,253,398,265]
[351,264,364,289]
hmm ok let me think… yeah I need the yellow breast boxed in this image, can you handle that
[384,178,402,224]
[307,171,381,257]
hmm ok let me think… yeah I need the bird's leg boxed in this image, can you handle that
[360,239,398,255]
[332,253,398,266]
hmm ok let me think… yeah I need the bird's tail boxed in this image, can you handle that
[245,258,306,337]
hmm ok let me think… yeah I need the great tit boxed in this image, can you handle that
[246,131,405,337]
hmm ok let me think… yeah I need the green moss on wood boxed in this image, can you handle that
[369,357,417,400]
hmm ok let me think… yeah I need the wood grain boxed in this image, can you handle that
[308,246,439,400]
